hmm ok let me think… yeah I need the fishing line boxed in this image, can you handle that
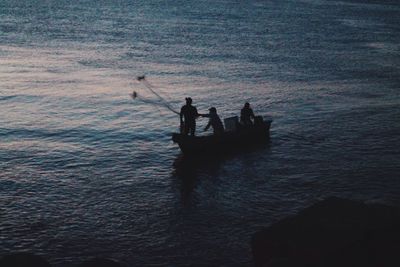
[131,75,180,115]
[131,91,164,114]
[138,76,178,113]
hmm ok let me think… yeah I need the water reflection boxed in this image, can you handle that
[172,153,224,205]
[172,141,271,205]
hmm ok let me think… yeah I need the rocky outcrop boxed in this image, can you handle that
[0,253,51,267]
[252,197,400,267]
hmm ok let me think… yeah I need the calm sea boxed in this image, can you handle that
[1,0,400,266]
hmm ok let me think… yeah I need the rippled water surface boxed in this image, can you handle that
[1,0,400,266]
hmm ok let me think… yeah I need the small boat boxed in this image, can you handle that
[172,116,272,155]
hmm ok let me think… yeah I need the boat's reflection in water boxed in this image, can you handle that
[172,153,223,205]
[171,141,271,205]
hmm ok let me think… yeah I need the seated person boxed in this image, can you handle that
[240,102,255,125]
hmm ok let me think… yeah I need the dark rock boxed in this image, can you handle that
[78,258,122,267]
[0,252,51,267]
[252,197,400,267]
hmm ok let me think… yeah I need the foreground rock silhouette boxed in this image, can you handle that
[252,197,400,267]
[0,253,51,267]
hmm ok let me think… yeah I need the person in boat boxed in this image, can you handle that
[203,107,224,135]
[240,102,255,125]
[180,97,200,136]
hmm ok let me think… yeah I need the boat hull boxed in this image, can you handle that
[172,121,271,155]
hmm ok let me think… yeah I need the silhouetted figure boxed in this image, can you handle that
[180,97,199,136]
[203,107,224,135]
[240,102,255,125]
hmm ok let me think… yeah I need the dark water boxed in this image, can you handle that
[1,0,400,266]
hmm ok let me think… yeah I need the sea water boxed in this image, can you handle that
[1,0,400,266]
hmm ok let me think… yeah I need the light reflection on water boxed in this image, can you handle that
[1,0,400,266]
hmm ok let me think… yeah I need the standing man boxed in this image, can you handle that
[180,97,199,136]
